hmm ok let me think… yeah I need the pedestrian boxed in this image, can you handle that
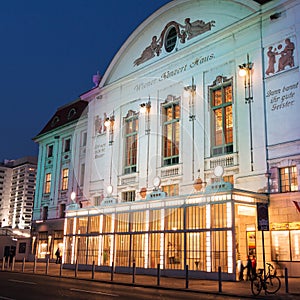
[238,259,244,281]
[55,248,61,264]
[251,255,257,277]
[246,255,252,280]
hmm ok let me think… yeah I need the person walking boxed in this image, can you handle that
[251,255,257,277]
[246,255,252,280]
[55,248,61,264]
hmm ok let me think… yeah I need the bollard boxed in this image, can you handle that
[185,265,189,289]
[110,262,114,281]
[22,257,25,273]
[157,264,161,286]
[285,267,289,294]
[92,260,95,279]
[11,257,15,271]
[59,261,62,277]
[132,262,136,284]
[46,258,49,275]
[75,260,78,278]
[2,257,5,271]
[7,257,10,270]
[33,257,37,273]
[218,266,222,293]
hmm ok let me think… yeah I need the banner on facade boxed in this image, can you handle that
[257,203,269,231]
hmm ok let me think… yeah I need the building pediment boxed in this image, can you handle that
[100,0,260,87]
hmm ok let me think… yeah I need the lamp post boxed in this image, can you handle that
[104,115,115,146]
[140,100,151,188]
[184,77,197,180]
[104,115,115,186]
[239,54,254,171]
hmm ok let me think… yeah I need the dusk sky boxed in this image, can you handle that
[0,0,170,162]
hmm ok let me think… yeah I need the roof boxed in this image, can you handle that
[35,99,88,137]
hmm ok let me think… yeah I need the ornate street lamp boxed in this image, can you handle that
[239,54,254,171]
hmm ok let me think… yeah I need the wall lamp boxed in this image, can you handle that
[239,53,254,103]
[184,77,197,180]
[239,54,254,171]
[140,100,151,135]
[104,115,115,145]
[184,76,196,121]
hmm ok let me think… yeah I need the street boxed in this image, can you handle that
[0,272,254,300]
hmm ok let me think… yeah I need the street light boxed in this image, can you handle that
[184,77,197,180]
[140,99,151,188]
[104,115,115,146]
[239,54,254,171]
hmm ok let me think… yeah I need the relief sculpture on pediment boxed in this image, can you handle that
[134,18,215,66]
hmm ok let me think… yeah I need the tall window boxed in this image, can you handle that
[47,145,53,158]
[280,166,298,192]
[124,111,138,174]
[42,206,48,221]
[61,168,69,190]
[44,173,51,194]
[210,78,233,156]
[64,138,71,152]
[162,98,180,166]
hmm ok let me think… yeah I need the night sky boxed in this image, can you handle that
[0,0,170,161]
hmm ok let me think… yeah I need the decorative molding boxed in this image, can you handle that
[134,18,215,66]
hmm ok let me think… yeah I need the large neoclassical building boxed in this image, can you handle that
[32,0,300,279]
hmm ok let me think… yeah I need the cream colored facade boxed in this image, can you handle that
[33,0,300,278]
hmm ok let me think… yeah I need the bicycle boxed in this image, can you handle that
[251,262,281,296]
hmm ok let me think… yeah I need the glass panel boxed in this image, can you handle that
[213,89,222,106]
[224,85,232,103]
[116,213,129,232]
[211,203,227,228]
[271,231,290,261]
[186,232,206,271]
[76,236,87,264]
[211,230,228,272]
[77,217,88,234]
[214,108,223,146]
[66,218,74,234]
[131,234,145,268]
[291,230,300,261]
[101,234,113,266]
[131,211,146,232]
[165,232,184,269]
[87,236,99,264]
[165,208,183,230]
[115,234,130,267]
[225,105,233,143]
[102,214,113,233]
[186,206,206,229]
[149,233,161,268]
[88,216,100,233]
[149,210,161,231]
[64,236,73,264]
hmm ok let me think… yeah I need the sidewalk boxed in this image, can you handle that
[3,261,300,299]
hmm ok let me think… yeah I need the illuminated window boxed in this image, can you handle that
[211,175,234,185]
[279,166,298,192]
[210,78,233,156]
[61,168,69,190]
[44,173,51,194]
[162,100,180,166]
[162,184,179,196]
[124,111,138,174]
